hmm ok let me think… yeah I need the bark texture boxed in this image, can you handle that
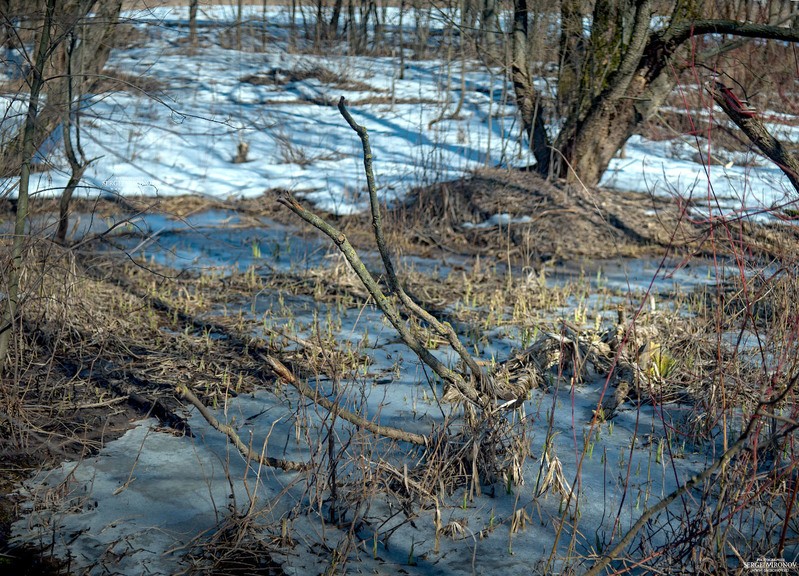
[511,0,799,187]
[707,80,799,192]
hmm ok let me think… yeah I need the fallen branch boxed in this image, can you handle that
[263,354,428,446]
[277,192,483,406]
[337,97,488,387]
[177,384,309,473]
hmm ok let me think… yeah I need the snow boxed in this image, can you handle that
[1,5,531,215]
[462,212,533,229]
[600,135,797,219]
[11,206,758,574]
[2,5,793,217]
[4,5,798,574]
[12,250,721,575]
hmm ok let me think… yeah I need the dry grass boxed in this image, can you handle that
[242,66,375,93]
[2,185,798,573]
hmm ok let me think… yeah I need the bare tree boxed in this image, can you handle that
[188,0,199,48]
[510,0,799,186]
[0,0,55,369]
[0,0,122,177]
[0,0,121,367]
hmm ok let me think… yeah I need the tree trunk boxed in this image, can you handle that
[509,0,799,187]
[554,0,657,183]
[0,0,54,371]
[188,0,198,47]
[412,0,430,57]
[329,0,343,38]
[235,0,243,50]
[398,0,405,78]
[480,0,499,58]
[57,28,90,244]
[0,0,11,48]
[557,0,584,118]
[0,0,122,178]
[511,0,551,175]
[556,82,648,186]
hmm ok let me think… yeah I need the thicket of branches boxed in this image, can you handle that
[1,1,799,574]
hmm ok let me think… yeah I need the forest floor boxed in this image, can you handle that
[1,170,798,575]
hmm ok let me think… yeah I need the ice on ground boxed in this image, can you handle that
[11,223,744,575]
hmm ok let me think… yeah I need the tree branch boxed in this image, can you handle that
[604,0,653,103]
[276,192,483,406]
[705,80,799,192]
[668,19,799,46]
[177,384,309,472]
[337,97,488,386]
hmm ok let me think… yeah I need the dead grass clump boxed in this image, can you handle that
[271,129,343,166]
[390,169,702,265]
[110,22,152,50]
[241,66,374,93]
[91,69,167,95]
[186,514,285,576]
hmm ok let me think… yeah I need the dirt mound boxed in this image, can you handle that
[387,169,700,263]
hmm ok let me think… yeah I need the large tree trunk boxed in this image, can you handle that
[513,0,799,187]
[554,0,657,183]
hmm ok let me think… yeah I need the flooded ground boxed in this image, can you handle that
[7,203,795,575]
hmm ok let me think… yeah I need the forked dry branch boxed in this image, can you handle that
[277,98,545,488]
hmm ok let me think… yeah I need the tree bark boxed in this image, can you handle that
[707,80,799,192]
[511,0,551,175]
[543,0,799,186]
[554,0,654,184]
[557,0,585,118]
[188,0,198,47]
